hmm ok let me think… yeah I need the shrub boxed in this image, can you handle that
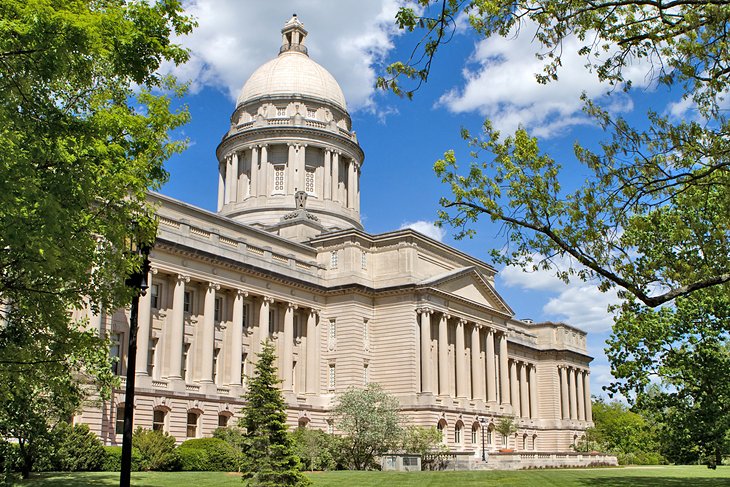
[132,428,180,471]
[51,422,106,471]
[291,428,342,471]
[177,437,239,471]
[101,446,142,472]
[0,441,21,486]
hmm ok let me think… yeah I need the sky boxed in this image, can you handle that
[157,0,688,399]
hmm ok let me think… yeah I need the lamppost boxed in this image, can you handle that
[120,237,151,487]
[478,416,488,462]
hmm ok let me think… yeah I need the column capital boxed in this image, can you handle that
[236,288,249,297]
[262,296,275,304]
[287,302,299,311]
[416,307,433,316]
[457,318,467,326]
[440,313,451,321]
[309,308,321,317]
[149,267,159,275]
[176,274,190,284]
[208,282,220,291]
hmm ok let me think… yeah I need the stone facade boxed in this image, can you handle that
[75,15,594,455]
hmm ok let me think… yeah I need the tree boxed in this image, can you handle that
[379,1,730,308]
[330,383,402,470]
[0,0,193,476]
[291,428,341,472]
[494,417,518,448]
[399,425,445,456]
[239,341,309,487]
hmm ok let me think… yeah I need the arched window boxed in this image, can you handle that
[187,410,201,438]
[152,408,168,432]
[437,419,448,444]
[298,417,310,429]
[218,413,232,428]
[532,434,538,451]
[522,434,528,450]
[471,422,479,444]
[454,421,464,446]
[487,424,494,446]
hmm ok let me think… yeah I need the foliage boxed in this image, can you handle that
[330,383,403,470]
[177,437,239,472]
[239,341,309,486]
[0,0,193,479]
[399,426,446,456]
[494,417,517,440]
[291,428,343,472]
[99,446,141,472]
[607,288,730,468]
[132,428,180,472]
[0,440,20,486]
[49,422,106,472]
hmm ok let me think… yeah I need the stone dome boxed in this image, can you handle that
[236,40,347,112]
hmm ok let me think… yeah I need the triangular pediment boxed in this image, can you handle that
[419,267,514,316]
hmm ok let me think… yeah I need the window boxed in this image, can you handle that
[403,456,418,467]
[110,333,122,375]
[187,412,199,438]
[183,291,192,314]
[363,363,369,384]
[305,168,315,194]
[471,425,478,444]
[274,166,285,193]
[487,427,493,445]
[437,421,446,444]
[150,283,160,309]
[241,303,249,329]
[329,320,336,340]
[269,309,276,336]
[148,339,157,377]
[182,343,191,382]
[330,251,338,269]
[213,348,220,384]
[218,414,230,428]
[242,352,248,385]
[214,296,223,322]
[326,420,334,435]
[455,423,463,444]
[363,319,369,345]
[328,364,336,389]
[294,314,300,339]
[153,410,166,432]
[361,251,367,269]
[115,406,125,435]
[276,107,286,117]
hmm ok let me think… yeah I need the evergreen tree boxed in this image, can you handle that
[239,341,309,487]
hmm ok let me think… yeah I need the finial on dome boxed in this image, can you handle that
[280,15,308,56]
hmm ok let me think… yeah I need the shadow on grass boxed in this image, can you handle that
[575,477,730,487]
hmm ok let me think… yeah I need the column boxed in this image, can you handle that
[135,268,155,375]
[499,333,510,405]
[89,306,103,337]
[282,303,296,391]
[230,151,239,203]
[167,274,188,380]
[298,144,307,191]
[227,289,246,386]
[332,151,340,202]
[584,371,592,422]
[455,319,467,398]
[560,366,569,419]
[323,149,332,200]
[486,328,497,403]
[470,324,483,400]
[224,156,232,204]
[569,367,578,420]
[510,360,520,416]
[529,365,538,419]
[577,368,586,420]
[419,309,433,393]
[200,282,219,383]
[287,143,296,193]
[347,159,355,209]
[259,144,268,197]
[438,313,449,396]
[217,160,225,211]
[519,362,529,418]
[255,296,272,359]
[250,146,259,198]
[355,164,361,213]
[305,309,319,394]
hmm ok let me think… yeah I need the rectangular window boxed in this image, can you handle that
[305,168,315,194]
[330,251,338,269]
[361,251,367,270]
[115,406,125,435]
[183,291,192,314]
[269,309,276,336]
[293,315,300,339]
[242,304,248,328]
[148,339,157,378]
[153,410,166,432]
[110,333,122,376]
[213,348,220,384]
[182,343,191,382]
[403,456,418,467]
[328,364,336,389]
[471,428,478,444]
[363,363,369,384]
[363,319,369,344]
[242,352,248,385]
[186,412,198,438]
[214,296,223,322]
[150,283,160,309]
[274,166,285,193]
[329,320,336,340]
[218,414,229,428]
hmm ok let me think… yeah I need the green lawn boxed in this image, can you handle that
[16,465,730,487]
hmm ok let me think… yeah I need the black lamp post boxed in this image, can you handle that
[478,416,488,462]
[120,238,151,487]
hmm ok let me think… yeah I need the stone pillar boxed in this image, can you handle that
[217,160,225,211]
[305,309,319,394]
[510,360,520,416]
[355,164,361,213]
[167,274,188,380]
[287,143,297,194]
[577,368,586,420]
[569,367,578,420]
[519,362,530,418]
[486,328,497,403]
[419,309,433,394]
[228,289,246,386]
[250,146,259,198]
[200,282,219,383]
[455,319,467,398]
[584,371,592,422]
[529,365,538,419]
[324,149,332,200]
[470,324,483,400]
[499,333,510,405]
[255,296,272,359]
[298,145,307,191]
[230,151,239,203]
[282,303,296,391]
[332,151,340,202]
[224,155,232,204]
[560,366,569,419]
[135,268,155,376]
[438,313,449,396]
[347,159,355,209]
[259,144,268,197]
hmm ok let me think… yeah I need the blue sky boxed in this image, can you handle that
[159,1,690,399]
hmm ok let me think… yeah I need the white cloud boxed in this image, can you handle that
[499,258,621,333]
[400,220,446,241]
[439,22,654,137]
[164,1,408,111]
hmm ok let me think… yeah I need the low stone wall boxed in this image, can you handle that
[419,451,618,471]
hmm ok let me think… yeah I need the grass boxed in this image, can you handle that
[15,465,730,486]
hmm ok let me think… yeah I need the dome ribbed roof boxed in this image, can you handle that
[236,51,347,111]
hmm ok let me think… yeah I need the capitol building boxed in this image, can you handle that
[77,15,594,457]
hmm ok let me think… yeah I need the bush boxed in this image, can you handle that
[0,441,21,486]
[51,422,106,471]
[132,428,180,471]
[177,437,239,471]
[101,446,142,472]
[291,428,343,471]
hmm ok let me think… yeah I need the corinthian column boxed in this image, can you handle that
[200,282,219,383]
[282,303,297,391]
[455,319,467,398]
[499,333,510,405]
[305,309,319,394]
[486,327,497,403]
[419,308,433,393]
[167,274,188,380]
[135,267,155,376]
[471,324,484,400]
[438,313,450,396]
